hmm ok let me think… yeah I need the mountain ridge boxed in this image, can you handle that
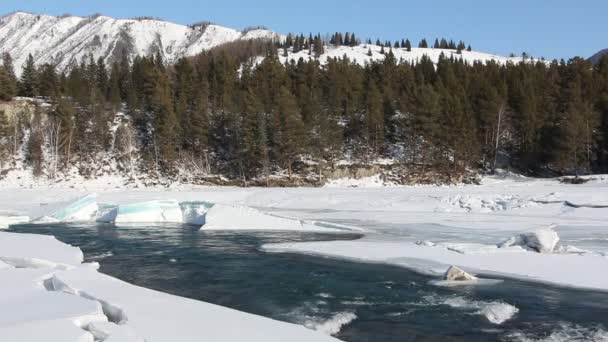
[0,12,529,76]
[0,11,281,75]
[590,49,608,65]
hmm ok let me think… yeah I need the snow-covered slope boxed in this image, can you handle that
[279,44,528,66]
[1,12,534,76]
[0,12,280,75]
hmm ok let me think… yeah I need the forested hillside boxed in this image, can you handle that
[1,36,608,186]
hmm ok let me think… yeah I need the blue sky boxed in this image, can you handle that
[1,0,606,60]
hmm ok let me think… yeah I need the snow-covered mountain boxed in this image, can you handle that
[0,11,530,76]
[0,12,281,75]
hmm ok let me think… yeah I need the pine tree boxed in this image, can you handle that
[276,85,305,179]
[405,39,412,52]
[107,63,122,109]
[2,53,16,83]
[0,110,9,164]
[365,76,384,155]
[0,53,17,100]
[241,84,264,177]
[313,35,324,57]
[344,32,351,46]
[350,32,358,47]
[0,67,16,100]
[19,54,38,97]
[37,64,59,97]
[418,39,428,48]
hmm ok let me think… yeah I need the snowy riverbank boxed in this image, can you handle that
[1,173,608,340]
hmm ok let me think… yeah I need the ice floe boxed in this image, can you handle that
[33,194,99,223]
[443,265,477,281]
[499,225,560,253]
[114,200,183,224]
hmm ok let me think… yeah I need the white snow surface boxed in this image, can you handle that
[0,231,340,342]
[1,174,608,292]
[279,44,532,67]
[203,203,331,231]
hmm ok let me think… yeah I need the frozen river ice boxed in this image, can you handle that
[9,222,608,341]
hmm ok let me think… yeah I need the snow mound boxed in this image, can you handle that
[114,200,183,224]
[499,225,560,253]
[442,194,537,212]
[203,204,305,230]
[304,312,357,336]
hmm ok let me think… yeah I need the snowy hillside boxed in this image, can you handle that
[0,12,533,75]
[279,44,528,66]
[0,12,281,75]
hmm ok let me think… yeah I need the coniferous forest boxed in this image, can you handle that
[1,36,608,184]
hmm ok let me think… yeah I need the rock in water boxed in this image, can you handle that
[499,225,560,253]
[444,266,478,281]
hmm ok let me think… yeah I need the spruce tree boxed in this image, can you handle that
[2,53,16,83]
[19,54,38,97]
[0,67,16,100]
[405,39,412,51]
[276,85,305,178]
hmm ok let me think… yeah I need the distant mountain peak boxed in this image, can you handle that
[589,49,608,65]
[0,12,280,75]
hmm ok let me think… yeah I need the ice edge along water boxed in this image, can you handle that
[0,231,342,342]
[1,174,608,340]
